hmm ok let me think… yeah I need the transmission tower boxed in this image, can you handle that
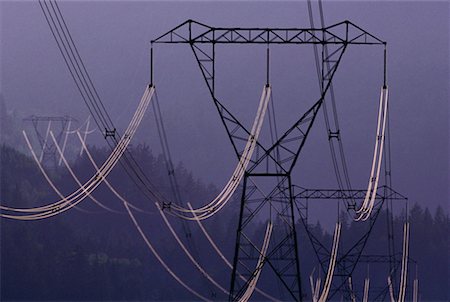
[152,19,408,301]
[23,115,77,167]
[11,0,413,298]
[295,186,408,300]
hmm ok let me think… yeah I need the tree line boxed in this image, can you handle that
[1,144,448,301]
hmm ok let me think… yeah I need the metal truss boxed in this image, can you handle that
[23,115,77,167]
[342,253,416,265]
[152,19,384,45]
[152,19,386,302]
[294,187,408,301]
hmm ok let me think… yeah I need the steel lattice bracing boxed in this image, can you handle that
[230,175,302,300]
[152,19,387,302]
[151,19,385,96]
[294,186,408,202]
[151,19,384,45]
[23,115,77,167]
[294,186,408,300]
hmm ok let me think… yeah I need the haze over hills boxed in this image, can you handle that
[1,1,448,215]
[1,1,448,300]
[0,143,448,301]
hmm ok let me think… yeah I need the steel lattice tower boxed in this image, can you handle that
[23,115,77,167]
[152,20,392,301]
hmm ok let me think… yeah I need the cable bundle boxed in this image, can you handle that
[50,130,151,214]
[187,202,278,301]
[309,223,341,302]
[1,86,154,220]
[387,222,410,302]
[412,276,418,302]
[362,277,370,302]
[238,221,273,302]
[57,129,210,301]
[74,131,153,214]
[398,222,410,302]
[310,268,321,302]
[347,277,356,302]
[166,85,272,220]
[356,86,389,221]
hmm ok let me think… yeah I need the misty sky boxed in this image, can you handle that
[1,1,448,222]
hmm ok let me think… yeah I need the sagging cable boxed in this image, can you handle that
[50,131,121,213]
[25,129,92,214]
[171,85,269,215]
[75,131,154,215]
[317,222,342,302]
[0,86,153,219]
[355,86,389,221]
[362,277,370,302]
[238,221,273,302]
[348,277,356,302]
[388,276,395,302]
[309,269,316,302]
[22,129,105,214]
[168,85,271,220]
[310,268,321,302]
[38,0,166,211]
[187,203,278,301]
[151,91,213,297]
[2,86,151,216]
[357,87,384,213]
[58,118,72,166]
[63,115,96,157]
[314,277,321,302]
[387,222,410,302]
[77,134,209,300]
[398,222,410,302]
[413,276,418,302]
[123,202,210,302]
[157,203,229,295]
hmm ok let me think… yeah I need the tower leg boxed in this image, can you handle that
[229,174,302,302]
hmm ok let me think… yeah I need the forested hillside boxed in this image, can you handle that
[1,144,448,301]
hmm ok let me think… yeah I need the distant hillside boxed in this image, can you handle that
[0,144,448,301]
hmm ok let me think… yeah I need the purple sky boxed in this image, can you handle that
[1,1,448,221]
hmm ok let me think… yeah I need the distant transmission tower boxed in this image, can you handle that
[23,115,77,167]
